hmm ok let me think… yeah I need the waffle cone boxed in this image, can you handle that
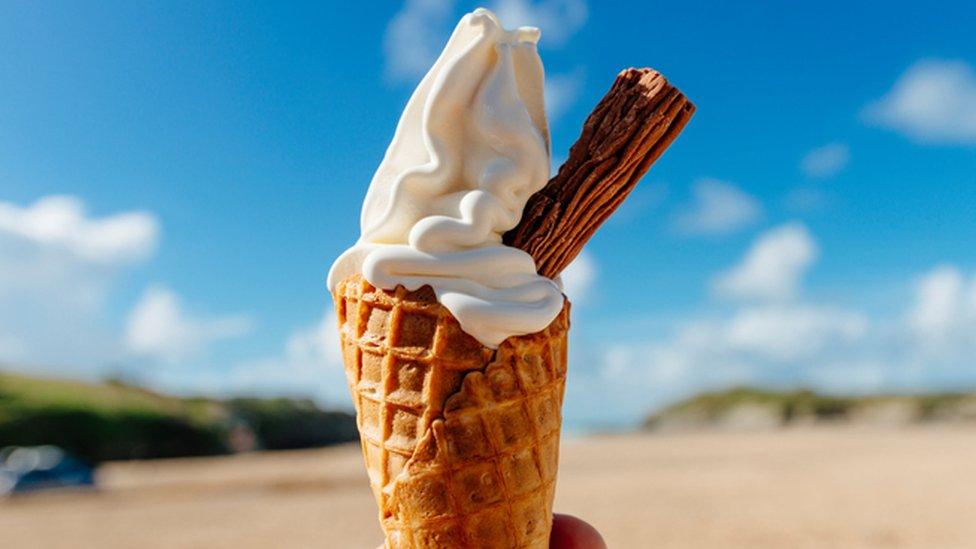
[334,274,570,548]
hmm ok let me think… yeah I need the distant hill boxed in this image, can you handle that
[0,370,357,463]
[642,387,976,432]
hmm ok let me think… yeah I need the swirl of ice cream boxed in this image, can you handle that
[328,8,564,348]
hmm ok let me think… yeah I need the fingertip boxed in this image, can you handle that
[549,513,607,549]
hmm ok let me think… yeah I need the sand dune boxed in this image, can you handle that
[3,426,976,548]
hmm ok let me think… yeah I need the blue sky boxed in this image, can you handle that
[1,1,975,429]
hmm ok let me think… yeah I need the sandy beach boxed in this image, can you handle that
[3,426,976,548]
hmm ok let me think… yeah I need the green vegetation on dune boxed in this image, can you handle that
[0,372,215,418]
[643,386,976,431]
[649,387,854,422]
[0,371,357,464]
[0,372,225,462]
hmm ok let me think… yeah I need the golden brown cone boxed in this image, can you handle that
[334,274,570,548]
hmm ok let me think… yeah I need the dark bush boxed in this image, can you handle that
[227,398,358,450]
[0,408,226,463]
[0,372,358,462]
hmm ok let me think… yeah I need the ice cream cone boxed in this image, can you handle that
[334,274,569,548]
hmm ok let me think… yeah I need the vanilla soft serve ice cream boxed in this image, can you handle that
[328,8,563,348]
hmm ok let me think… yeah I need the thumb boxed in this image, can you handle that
[550,513,608,548]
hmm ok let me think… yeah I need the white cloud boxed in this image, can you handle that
[490,0,588,46]
[125,286,253,364]
[906,265,976,349]
[908,265,963,337]
[545,68,584,121]
[191,310,351,408]
[672,178,762,235]
[564,220,976,428]
[0,195,159,372]
[560,250,596,303]
[576,257,976,428]
[585,316,766,425]
[863,59,976,145]
[383,0,456,83]
[724,305,867,362]
[580,301,872,427]
[970,276,976,313]
[604,304,867,385]
[784,186,829,213]
[801,143,849,178]
[0,195,157,264]
[713,223,818,301]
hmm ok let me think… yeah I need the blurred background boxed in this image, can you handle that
[2,1,975,547]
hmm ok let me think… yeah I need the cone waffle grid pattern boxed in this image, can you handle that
[335,275,569,548]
